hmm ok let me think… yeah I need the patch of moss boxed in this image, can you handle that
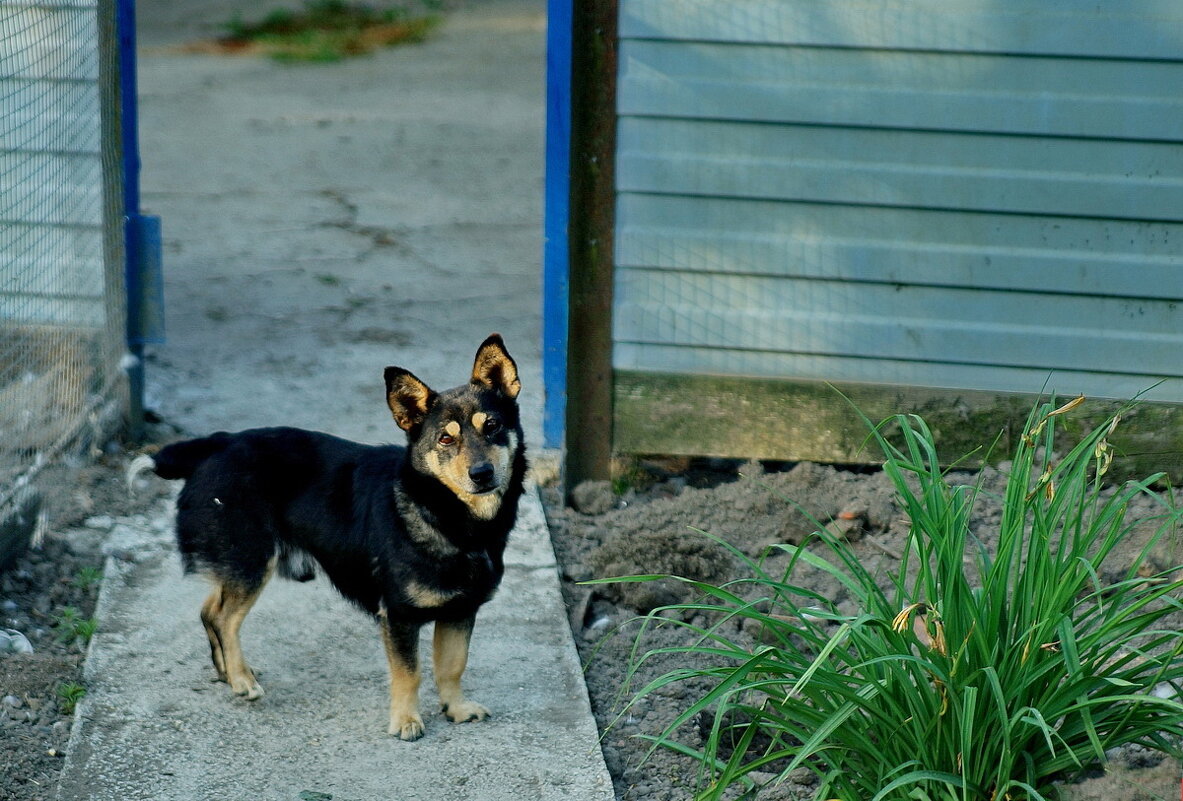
[220,0,440,62]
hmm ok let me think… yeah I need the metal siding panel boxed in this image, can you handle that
[614,0,1183,405]
[2,256,105,296]
[0,296,105,326]
[613,343,1183,405]
[0,221,105,323]
[0,78,101,153]
[619,40,1183,141]
[0,5,98,80]
[617,117,1183,222]
[619,0,1183,60]
[0,151,103,225]
[614,270,1183,376]
[615,195,1183,300]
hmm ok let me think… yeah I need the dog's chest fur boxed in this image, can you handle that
[264,441,516,622]
[383,484,509,617]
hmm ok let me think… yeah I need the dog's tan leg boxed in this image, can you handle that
[433,616,489,724]
[200,585,228,681]
[216,582,267,699]
[203,566,272,701]
[381,619,424,740]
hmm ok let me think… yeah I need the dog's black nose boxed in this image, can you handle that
[469,463,495,486]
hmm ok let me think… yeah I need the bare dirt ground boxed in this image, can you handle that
[0,435,173,801]
[541,458,1183,801]
[5,443,1181,800]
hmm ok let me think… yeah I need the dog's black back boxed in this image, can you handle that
[162,430,523,621]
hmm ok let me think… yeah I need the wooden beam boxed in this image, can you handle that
[614,370,1183,481]
[563,0,618,491]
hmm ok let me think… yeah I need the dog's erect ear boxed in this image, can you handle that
[471,333,520,399]
[385,367,437,431]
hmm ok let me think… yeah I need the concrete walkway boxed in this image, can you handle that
[57,2,614,798]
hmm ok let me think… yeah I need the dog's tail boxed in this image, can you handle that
[126,433,234,489]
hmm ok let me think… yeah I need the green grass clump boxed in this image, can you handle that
[221,0,440,62]
[73,565,103,593]
[54,606,98,649]
[598,398,1183,801]
[56,681,86,715]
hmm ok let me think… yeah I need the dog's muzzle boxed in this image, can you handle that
[468,462,497,494]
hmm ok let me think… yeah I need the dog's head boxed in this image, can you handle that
[384,334,524,521]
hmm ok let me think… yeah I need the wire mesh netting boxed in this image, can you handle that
[0,0,126,514]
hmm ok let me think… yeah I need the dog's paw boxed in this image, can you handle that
[442,700,489,724]
[229,676,265,701]
[390,712,425,741]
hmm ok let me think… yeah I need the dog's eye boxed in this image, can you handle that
[438,433,456,446]
[483,419,502,435]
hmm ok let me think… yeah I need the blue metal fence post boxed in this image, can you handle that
[542,0,572,451]
[117,0,164,440]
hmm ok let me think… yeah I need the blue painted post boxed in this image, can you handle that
[542,0,572,450]
[116,0,139,220]
[117,0,164,440]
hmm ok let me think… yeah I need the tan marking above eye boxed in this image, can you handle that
[472,412,488,430]
[445,421,461,438]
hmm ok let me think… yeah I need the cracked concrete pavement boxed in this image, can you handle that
[134,0,548,443]
[55,2,615,798]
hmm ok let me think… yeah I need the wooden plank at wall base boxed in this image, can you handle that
[613,370,1183,482]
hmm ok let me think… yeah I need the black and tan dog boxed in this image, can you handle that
[129,335,526,740]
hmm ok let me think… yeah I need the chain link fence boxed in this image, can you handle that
[0,0,127,544]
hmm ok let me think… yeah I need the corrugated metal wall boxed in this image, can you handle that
[613,0,1183,403]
